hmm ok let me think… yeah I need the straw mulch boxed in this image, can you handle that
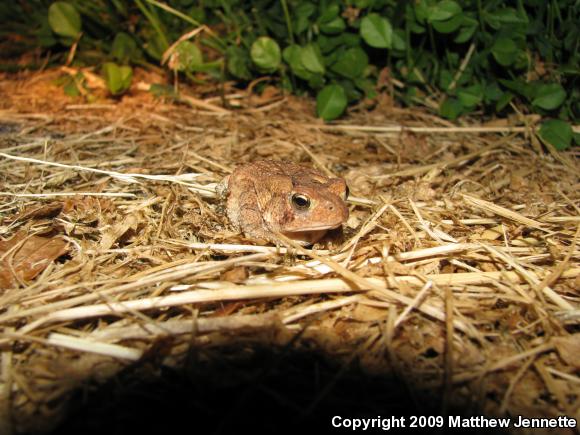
[0,70,579,434]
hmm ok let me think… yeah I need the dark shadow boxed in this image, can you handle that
[50,344,425,435]
[48,340,512,435]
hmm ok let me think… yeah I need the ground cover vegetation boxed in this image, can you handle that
[0,0,578,148]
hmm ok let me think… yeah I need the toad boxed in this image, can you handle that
[218,160,349,245]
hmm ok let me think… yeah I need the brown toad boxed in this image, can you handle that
[219,160,349,244]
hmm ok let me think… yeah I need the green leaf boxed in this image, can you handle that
[320,16,346,34]
[111,32,138,62]
[102,62,132,95]
[48,2,81,38]
[491,37,518,66]
[319,33,362,54]
[318,35,344,54]
[439,98,463,119]
[318,4,339,23]
[227,46,252,80]
[294,2,316,34]
[173,41,203,72]
[454,16,478,43]
[414,1,429,23]
[495,92,513,111]
[186,6,206,24]
[484,82,503,102]
[360,13,392,49]
[318,4,344,34]
[457,84,483,107]
[251,37,281,71]
[330,47,368,79]
[317,84,347,121]
[307,74,325,89]
[428,1,462,22]
[300,44,325,74]
[143,34,165,61]
[295,2,316,19]
[485,8,527,29]
[539,120,573,150]
[498,78,534,100]
[149,83,178,98]
[354,77,376,96]
[439,69,454,90]
[482,11,500,29]
[409,21,426,34]
[283,45,313,80]
[432,13,463,33]
[494,8,528,24]
[532,83,566,110]
[337,79,361,102]
[454,24,477,43]
[63,79,80,97]
[392,29,406,50]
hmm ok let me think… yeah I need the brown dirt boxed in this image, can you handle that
[0,69,579,435]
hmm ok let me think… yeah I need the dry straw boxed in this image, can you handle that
[0,76,579,433]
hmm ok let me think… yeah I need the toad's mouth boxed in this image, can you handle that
[283,222,342,232]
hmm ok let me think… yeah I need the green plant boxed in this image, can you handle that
[1,0,577,148]
[102,62,133,95]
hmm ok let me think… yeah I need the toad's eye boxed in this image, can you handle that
[291,193,311,210]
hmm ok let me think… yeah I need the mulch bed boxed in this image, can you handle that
[0,69,578,434]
